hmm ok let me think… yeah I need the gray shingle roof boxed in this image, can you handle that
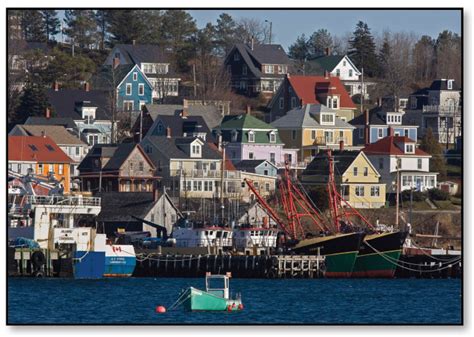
[47,89,113,121]
[349,108,419,126]
[114,44,172,65]
[102,143,136,171]
[231,43,290,78]
[154,115,214,141]
[144,136,222,162]
[96,192,157,222]
[302,150,360,181]
[234,160,275,172]
[429,79,460,91]
[24,117,77,129]
[90,64,136,90]
[145,104,223,128]
[9,125,86,145]
[271,104,355,129]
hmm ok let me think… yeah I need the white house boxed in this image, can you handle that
[362,134,437,192]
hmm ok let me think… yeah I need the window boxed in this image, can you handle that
[249,152,254,159]
[45,144,55,152]
[58,164,63,175]
[321,113,334,125]
[265,183,270,192]
[269,133,276,143]
[324,131,333,144]
[311,130,316,140]
[240,81,247,90]
[75,147,80,156]
[124,180,131,192]
[123,101,134,111]
[242,64,247,75]
[410,98,417,109]
[363,167,368,176]
[405,144,414,154]
[279,97,284,109]
[139,161,144,171]
[28,144,38,152]
[248,131,255,142]
[126,83,132,95]
[355,186,364,196]
[270,153,275,164]
[379,158,384,170]
[349,69,353,77]
[404,129,409,137]
[133,72,138,81]
[192,145,201,155]
[353,167,358,176]
[417,159,422,170]
[264,169,269,176]
[264,65,274,74]
[336,69,340,77]
[138,83,144,96]
[234,53,240,61]
[370,186,380,197]
[278,65,287,74]
[292,130,296,140]
[377,128,383,138]
[447,80,453,90]
[339,131,344,139]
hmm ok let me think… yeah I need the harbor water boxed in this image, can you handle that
[8,277,461,324]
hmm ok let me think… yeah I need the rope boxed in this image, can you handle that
[405,239,462,262]
[167,290,192,311]
[363,240,461,273]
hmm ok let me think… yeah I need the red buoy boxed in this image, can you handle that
[227,305,232,312]
[156,306,166,313]
[238,303,244,310]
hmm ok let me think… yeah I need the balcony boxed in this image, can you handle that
[171,169,241,180]
[25,195,101,207]
[312,137,348,146]
[422,105,460,115]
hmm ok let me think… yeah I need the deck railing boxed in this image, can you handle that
[26,195,101,207]
[422,105,460,114]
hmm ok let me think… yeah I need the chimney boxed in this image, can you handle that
[53,81,59,91]
[132,39,136,45]
[246,105,251,115]
[166,126,171,138]
[45,107,51,119]
[377,97,382,107]
[218,133,223,152]
[325,47,331,56]
[339,140,344,151]
[364,109,369,146]
[113,57,120,69]
[41,130,46,138]
[388,126,394,137]
[182,99,189,117]
[84,82,90,92]
[324,70,330,78]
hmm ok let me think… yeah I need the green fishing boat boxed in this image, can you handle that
[182,273,243,312]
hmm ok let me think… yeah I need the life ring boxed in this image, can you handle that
[31,251,46,270]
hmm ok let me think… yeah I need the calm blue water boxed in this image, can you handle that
[8,278,461,324]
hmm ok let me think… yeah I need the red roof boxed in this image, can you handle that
[8,136,73,163]
[362,136,430,156]
[288,75,356,109]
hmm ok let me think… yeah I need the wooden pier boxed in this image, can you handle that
[8,247,74,278]
[133,253,326,279]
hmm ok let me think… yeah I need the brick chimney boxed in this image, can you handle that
[246,105,251,115]
[339,140,344,151]
[324,70,330,79]
[113,57,120,69]
[388,126,394,137]
[53,81,59,91]
[45,107,51,119]
[182,99,189,117]
[166,126,171,138]
[364,109,369,146]
[84,82,90,92]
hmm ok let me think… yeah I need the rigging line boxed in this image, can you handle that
[363,240,461,273]
[405,239,462,262]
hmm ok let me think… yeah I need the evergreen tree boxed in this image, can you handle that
[106,10,148,45]
[21,10,46,42]
[214,13,238,56]
[288,34,310,61]
[419,128,447,179]
[15,81,50,124]
[348,21,379,77]
[41,10,60,42]
[64,10,98,48]
[308,29,333,57]
[95,10,109,49]
[141,10,165,45]
[161,10,198,72]
[435,30,461,82]
[377,36,391,79]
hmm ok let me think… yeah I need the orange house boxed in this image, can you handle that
[8,135,74,193]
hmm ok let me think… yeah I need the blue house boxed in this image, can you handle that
[233,160,278,177]
[91,63,153,115]
[349,108,419,145]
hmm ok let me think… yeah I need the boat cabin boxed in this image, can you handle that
[172,220,233,249]
[205,272,231,299]
[233,227,278,252]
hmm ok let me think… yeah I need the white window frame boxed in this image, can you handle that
[370,186,380,197]
[355,185,365,197]
[320,113,335,125]
[123,100,134,111]
[133,72,138,81]
[126,83,132,96]
[417,158,422,170]
[378,128,384,138]
[405,144,415,154]
[248,131,255,143]
[353,167,358,176]
[58,164,64,175]
[447,80,453,90]
[138,83,145,96]
[269,132,276,143]
[311,130,316,140]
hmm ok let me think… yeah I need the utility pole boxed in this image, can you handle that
[99,170,102,193]
[265,20,272,44]
[220,143,226,223]
[139,108,143,142]
[395,157,400,227]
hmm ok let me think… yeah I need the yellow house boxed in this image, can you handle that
[271,104,356,163]
[301,150,386,209]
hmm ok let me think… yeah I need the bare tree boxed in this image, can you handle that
[237,18,270,45]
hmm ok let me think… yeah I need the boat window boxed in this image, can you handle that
[205,231,208,235]
[216,231,222,238]
[223,232,227,238]
[209,231,213,235]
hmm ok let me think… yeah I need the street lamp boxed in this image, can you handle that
[265,20,272,44]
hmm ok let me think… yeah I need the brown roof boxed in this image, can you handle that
[14,125,86,146]
[8,136,73,163]
[362,136,430,156]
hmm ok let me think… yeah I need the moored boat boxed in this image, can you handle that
[351,230,408,278]
[182,273,243,311]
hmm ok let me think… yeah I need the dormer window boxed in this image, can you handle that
[82,106,97,124]
[248,131,255,142]
[447,80,453,90]
[133,72,138,81]
[264,65,274,74]
[191,144,201,157]
[387,113,402,125]
[343,60,346,66]
[320,113,335,125]
[405,143,415,154]
[231,130,238,142]
[327,96,339,109]
[269,131,276,143]
[234,53,240,61]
